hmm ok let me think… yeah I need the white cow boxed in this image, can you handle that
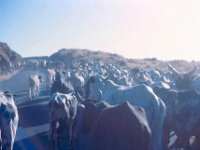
[48,92,78,149]
[69,72,85,90]
[28,75,43,100]
[46,69,56,88]
[84,75,166,150]
[68,71,85,98]
[0,91,19,150]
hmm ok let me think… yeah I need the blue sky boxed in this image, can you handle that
[1,0,200,60]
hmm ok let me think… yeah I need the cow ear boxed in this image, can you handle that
[78,104,85,110]
[3,91,15,98]
[4,91,9,95]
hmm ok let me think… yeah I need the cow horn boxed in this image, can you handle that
[167,63,180,75]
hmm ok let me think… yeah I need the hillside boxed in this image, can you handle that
[0,42,22,74]
[49,49,199,73]
[50,48,127,68]
[1,44,197,74]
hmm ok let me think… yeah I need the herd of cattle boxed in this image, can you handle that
[1,61,200,150]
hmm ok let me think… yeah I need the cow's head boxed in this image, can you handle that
[168,63,197,90]
[83,75,105,100]
[53,71,63,82]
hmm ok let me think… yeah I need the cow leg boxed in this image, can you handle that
[162,125,170,150]
[194,134,200,150]
[33,87,37,98]
[48,137,57,150]
[33,86,38,98]
[0,130,2,150]
[69,121,73,149]
[48,121,58,150]
[29,88,32,100]
[173,136,191,150]
[70,121,77,150]
[32,89,35,98]
[64,120,76,150]
[1,122,13,150]
[182,137,191,150]
[36,85,39,97]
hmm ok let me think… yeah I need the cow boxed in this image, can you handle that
[150,81,171,90]
[74,100,151,150]
[0,91,19,150]
[48,92,78,150]
[130,68,153,85]
[68,71,85,98]
[46,69,56,88]
[90,101,151,150]
[148,69,162,82]
[69,72,85,90]
[192,75,200,93]
[80,100,111,135]
[28,75,43,100]
[84,75,166,150]
[153,86,200,150]
[51,71,73,94]
[167,63,197,90]
[70,99,111,150]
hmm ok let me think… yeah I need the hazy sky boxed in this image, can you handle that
[0,0,200,60]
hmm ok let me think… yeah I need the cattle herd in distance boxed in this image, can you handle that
[1,42,200,150]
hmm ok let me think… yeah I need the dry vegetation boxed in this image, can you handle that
[50,49,200,73]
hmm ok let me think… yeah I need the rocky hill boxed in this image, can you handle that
[49,48,199,73]
[1,44,197,74]
[50,48,127,68]
[0,42,22,74]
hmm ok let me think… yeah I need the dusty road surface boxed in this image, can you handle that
[0,68,49,103]
[0,68,51,150]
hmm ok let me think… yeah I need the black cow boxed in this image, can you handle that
[51,71,73,94]
[168,63,197,90]
[75,100,151,150]
[90,101,151,150]
[81,100,111,134]
[153,86,200,150]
